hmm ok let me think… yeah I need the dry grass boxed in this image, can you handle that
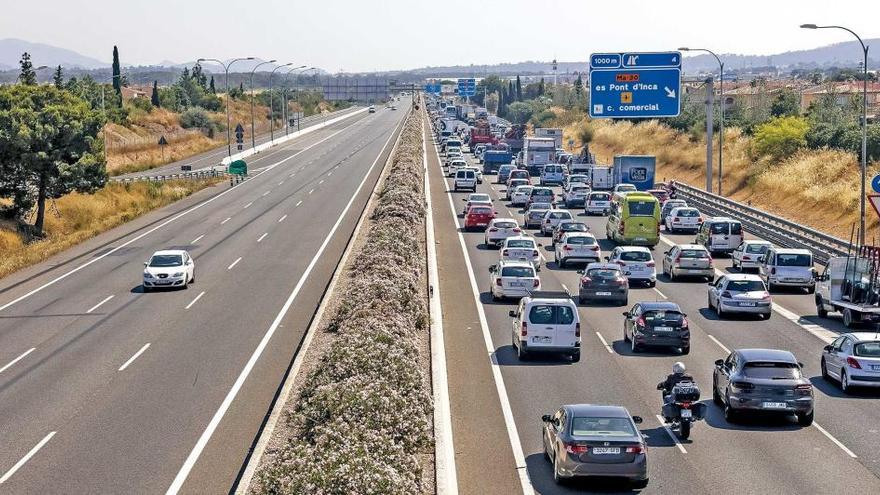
[558,112,873,238]
[0,179,221,279]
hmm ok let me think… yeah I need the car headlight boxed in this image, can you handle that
[143,272,153,278]
[173,272,185,277]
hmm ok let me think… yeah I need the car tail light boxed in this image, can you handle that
[761,292,771,301]
[796,384,813,395]
[575,323,581,337]
[674,254,682,265]
[564,442,588,455]
[646,261,655,267]
[533,250,539,257]
[673,217,680,223]
[626,444,646,454]
[533,279,540,288]
[502,249,509,256]
[731,381,754,392]
[496,279,502,287]
[489,227,498,232]
[513,228,521,233]
[636,316,646,327]
[564,246,573,251]
[618,221,625,235]
[617,261,627,267]
[590,246,599,251]
[616,277,628,285]
[520,322,528,337]
[743,256,751,261]
[721,291,732,299]
[707,255,714,267]
[580,276,592,284]
[847,356,862,369]
[771,267,777,275]
[681,317,689,328]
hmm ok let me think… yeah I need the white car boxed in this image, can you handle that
[554,232,601,268]
[707,273,772,319]
[613,184,638,194]
[509,292,581,361]
[822,333,880,392]
[462,193,493,215]
[759,248,815,292]
[562,184,591,208]
[506,179,530,200]
[540,209,574,236]
[484,218,522,248]
[501,236,542,270]
[607,246,656,286]
[143,249,195,291]
[447,158,468,177]
[489,260,541,300]
[664,207,703,233]
[732,240,772,272]
[510,185,534,206]
[584,191,612,215]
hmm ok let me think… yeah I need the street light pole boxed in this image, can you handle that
[198,57,255,157]
[296,68,320,129]
[250,59,277,150]
[801,24,870,245]
[680,47,725,195]
[283,66,308,137]
[268,63,294,144]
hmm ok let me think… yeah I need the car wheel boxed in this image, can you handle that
[843,309,856,328]
[648,280,656,288]
[712,382,722,405]
[559,258,566,268]
[544,443,551,461]
[631,335,640,353]
[679,420,691,440]
[821,358,830,380]
[143,286,150,293]
[816,297,828,318]
[806,284,815,294]
[681,345,690,355]
[491,287,499,302]
[578,297,586,304]
[517,343,528,361]
[620,297,628,306]
[796,410,814,427]
[763,312,772,320]
[840,370,850,393]
[723,396,738,423]
[632,479,649,490]
[190,271,195,284]
[552,453,563,485]
[716,301,724,319]
[570,351,580,363]
[669,268,676,281]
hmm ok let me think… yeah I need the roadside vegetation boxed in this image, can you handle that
[254,110,432,494]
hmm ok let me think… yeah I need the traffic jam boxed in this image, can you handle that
[428,96,880,491]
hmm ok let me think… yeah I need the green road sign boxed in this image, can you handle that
[228,159,248,175]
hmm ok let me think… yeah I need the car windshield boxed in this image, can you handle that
[470,207,492,215]
[627,200,655,216]
[854,342,880,357]
[746,244,770,254]
[590,193,611,201]
[566,236,596,245]
[507,240,534,248]
[619,251,651,262]
[676,209,700,218]
[776,253,811,267]
[528,305,575,324]
[588,268,621,279]
[149,255,183,267]
[644,310,684,323]
[494,221,517,229]
[501,266,534,278]
[571,417,636,437]
[679,249,709,259]
[742,362,801,379]
[726,280,765,292]
[548,212,572,220]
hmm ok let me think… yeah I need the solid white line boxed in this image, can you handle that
[243,202,253,209]
[289,172,295,178]
[328,171,333,176]
[257,233,268,243]
[278,214,288,223]
[655,415,687,454]
[185,291,205,310]
[653,287,668,299]
[221,217,231,225]
[262,191,270,197]
[434,141,535,495]
[278,181,284,186]
[118,343,151,371]
[560,283,570,293]
[813,422,858,458]
[295,200,303,207]
[0,348,36,375]
[166,110,403,495]
[319,179,324,185]
[190,235,204,244]
[707,334,731,354]
[86,295,114,314]
[0,431,56,484]
[308,188,314,195]
[227,257,242,270]
[595,332,614,354]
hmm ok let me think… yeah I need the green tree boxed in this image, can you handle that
[515,75,522,101]
[53,65,64,88]
[753,116,809,160]
[0,85,107,236]
[19,52,36,85]
[151,80,160,107]
[574,74,583,96]
[770,88,801,118]
[538,77,545,95]
[507,101,534,124]
[111,45,122,96]
[209,75,216,94]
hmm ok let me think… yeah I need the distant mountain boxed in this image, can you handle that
[682,39,880,73]
[0,38,108,69]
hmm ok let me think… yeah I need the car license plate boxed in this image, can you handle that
[635,237,647,242]
[596,291,612,296]
[872,365,880,371]
[532,336,552,343]
[740,302,756,307]
[654,326,673,332]
[680,409,692,418]
[155,280,171,285]
[762,402,787,409]
[510,281,528,287]
[592,447,620,455]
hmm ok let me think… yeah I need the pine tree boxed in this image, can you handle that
[515,75,522,101]
[18,52,36,85]
[151,80,160,107]
[574,74,583,96]
[508,81,515,102]
[498,90,505,117]
[111,45,122,95]
[209,75,216,94]
[53,65,64,88]
[539,78,545,95]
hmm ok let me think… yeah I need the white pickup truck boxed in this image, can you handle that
[816,256,880,328]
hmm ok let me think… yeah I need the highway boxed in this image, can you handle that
[426,129,880,493]
[0,102,407,493]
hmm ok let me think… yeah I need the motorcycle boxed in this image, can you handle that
[657,381,706,440]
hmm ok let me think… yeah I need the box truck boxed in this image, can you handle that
[612,155,656,191]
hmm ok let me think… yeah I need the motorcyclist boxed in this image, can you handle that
[660,362,694,399]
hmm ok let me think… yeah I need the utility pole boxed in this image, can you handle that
[705,77,714,193]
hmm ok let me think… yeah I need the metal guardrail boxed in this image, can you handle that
[110,169,227,183]
[672,182,850,264]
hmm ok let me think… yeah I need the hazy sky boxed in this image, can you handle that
[2,0,878,72]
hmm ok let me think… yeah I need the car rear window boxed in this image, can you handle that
[679,249,709,259]
[710,223,728,234]
[515,186,533,194]
[676,209,700,218]
[775,253,812,267]
[528,305,575,325]
[590,193,611,201]
[644,310,684,323]
[470,194,491,202]
[742,362,801,379]
[507,239,534,248]
[566,236,596,245]
[458,171,475,179]
[854,342,880,357]
[619,251,651,262]
[730,223,743,235]
[726,280,766,292]
[501,266,534,278]
[627,200,656,217]
[617,185,637,192]
[570,186,590,193]
[510,171,528,179]
[587,268,621,279]
[561,223,587,232]
[494,221,517,229]
[548,211,572,220]
[571,417,635,437]
[532,189,553,197]
[746,244,770,254]
[470,207,492,215]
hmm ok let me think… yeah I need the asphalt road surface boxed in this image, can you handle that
[0,102,407,493]
[428,134,880,494]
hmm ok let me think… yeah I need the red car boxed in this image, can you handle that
[464,205,496,231]
[647,189,670,206]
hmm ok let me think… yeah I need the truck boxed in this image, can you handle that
[482,150,514,174]
[475,107,489,120]
[502,124,527,153]
[522,137,557,175]
[469,120,498,146]
[535,128,564,150]
[612,155,656,191]
[588,165,614,190]
[816,249,880,328]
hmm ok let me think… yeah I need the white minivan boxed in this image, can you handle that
[510,292,581,361]
[454,169,477,192]
[759,247,815,292]
[695,217,743,254]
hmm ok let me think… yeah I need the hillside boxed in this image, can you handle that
[0,38,107,68]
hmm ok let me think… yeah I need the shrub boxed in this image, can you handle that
[179,107,212,130]
[752,116,808,160]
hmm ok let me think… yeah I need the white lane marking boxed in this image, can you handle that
[221,217,231,225]
[328,171,333,176]
[190,234,204,244]
[262,191,270,197]
[813,422,858,458]
[118,343,151,371]
[295,200,303,207]
[0,431,56,484]
[434,143,535,495]
[278,181,284,186]
[86,295,114,314]
[185,291,205,310]
[289,172,295,178]
[227,257,242,270]
[561,283,570,293]
[655,415,687,454]
[653,287,667,299]
[243,202,253,209]
[257,233,268,243]
[166,109,404,495]
[595,332,614,354]
[318,179,324,185]
[308,189,314,195]
[0,115,366,314]
[0,348,36,375]
[707,334,731,354]
[278,214,288,223]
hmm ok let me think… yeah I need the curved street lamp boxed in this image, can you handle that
[282,66,308,136]
[198,57,256,157]
[249,59,277,150]
[268,63,294,143]
[680,47,725,195]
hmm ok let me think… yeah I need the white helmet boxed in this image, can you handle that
[672,362,686,374]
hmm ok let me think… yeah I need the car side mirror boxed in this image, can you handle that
[622,312,629,317]
[798,362,804,368]
[541,414,552,423]
[714,359,724,368]
[604,256,610,261]
[823,345,833,352]
[461,198,467,201]
[576,269,584,274]
[143,262,148,267]
[656,383,665,390]
[508,310,517,318]
[632,416,643,424]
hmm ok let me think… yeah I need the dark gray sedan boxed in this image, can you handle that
[622,301,690,354]
[713,348,814,425]
[542,404,648,488]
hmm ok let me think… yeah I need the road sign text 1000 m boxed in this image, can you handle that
[589,51,681,119]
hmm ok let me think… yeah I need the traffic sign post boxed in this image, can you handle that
[234,123,245,151]
[589,51,681,119]
[457,78,476,100]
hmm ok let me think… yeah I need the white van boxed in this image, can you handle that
[540,164,566,186]
[759,247,815,292]
[510,292,580,361]
[695,217,743,254]
[454,169,477,192]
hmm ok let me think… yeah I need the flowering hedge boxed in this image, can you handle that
[256,109,432,494]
